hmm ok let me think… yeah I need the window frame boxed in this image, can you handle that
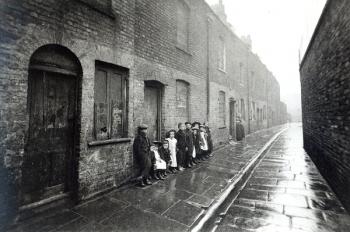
[93,61,129,141]
[218,37,226,72]
[176,0,190,51]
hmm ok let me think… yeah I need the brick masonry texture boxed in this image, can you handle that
[300,0,350,212]
[0,0,287,222]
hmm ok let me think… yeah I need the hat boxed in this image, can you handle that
[153,141,163,145]
[138,124,148,129]
[162,140,169,144]
[192,127,199,131]
[185,122,192,125]
[168,129,176,133]
[199,124,205,128]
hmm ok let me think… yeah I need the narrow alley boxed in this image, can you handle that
[215,124,350,232]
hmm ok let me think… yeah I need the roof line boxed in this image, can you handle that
[299,0,331,69]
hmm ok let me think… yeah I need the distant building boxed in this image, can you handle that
[300,0,350,212]
[0,0,288,223]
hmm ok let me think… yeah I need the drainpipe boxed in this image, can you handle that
[246,50,251,134]
[206,17,212,122]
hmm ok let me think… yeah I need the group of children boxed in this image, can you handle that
[133,122,213,187]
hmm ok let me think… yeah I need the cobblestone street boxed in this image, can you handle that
[216,124,350,232]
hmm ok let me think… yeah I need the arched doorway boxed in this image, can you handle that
[144,81,164,142]
[22,45,81,206]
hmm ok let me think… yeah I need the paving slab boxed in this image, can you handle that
[8,125,286,232]
[216,124,350,232]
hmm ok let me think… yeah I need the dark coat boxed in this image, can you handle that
[185,129,194,154]
[193,132,200,155]
[236,122,245,141]
[133,133,152,176]
[159,147,171,163]
[175,130,187,151]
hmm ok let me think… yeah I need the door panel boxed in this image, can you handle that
[144,86,160,142]
[22,70,76,205]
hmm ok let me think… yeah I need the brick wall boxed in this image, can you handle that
[300,0,350,212]
[0,0,287,222]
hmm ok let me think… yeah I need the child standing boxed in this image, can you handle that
[185,122,194,168]
[175,123,187,171]
[133,124,152,187]
[192,127,200,164]
[166,129,178,173]
[199,124,209,160]
[204,122,213,157]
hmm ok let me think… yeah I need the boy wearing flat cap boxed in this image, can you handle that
[133,124,152,187]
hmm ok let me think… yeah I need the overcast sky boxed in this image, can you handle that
[206,0,327,119]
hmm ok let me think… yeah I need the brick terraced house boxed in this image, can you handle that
[0,0,287,222]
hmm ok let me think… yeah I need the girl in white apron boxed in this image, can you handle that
[166,129,177,173]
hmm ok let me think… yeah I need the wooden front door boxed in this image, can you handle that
[22,70,77,205]
[144,85,161,142]
[229,100,236,140]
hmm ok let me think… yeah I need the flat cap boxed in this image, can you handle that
[138,124,148,129]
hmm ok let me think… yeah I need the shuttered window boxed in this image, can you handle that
[94,61,128,140]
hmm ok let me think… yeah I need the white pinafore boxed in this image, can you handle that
[166,138,177,167]
[153,149,166,170]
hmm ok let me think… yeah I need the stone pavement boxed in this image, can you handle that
[215,124,350,232]
[9,125,286,232]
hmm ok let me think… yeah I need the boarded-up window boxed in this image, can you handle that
[176,80,190,121]
[218,37,226,71]
[177,0,190,49]
[94,61,128,140]
[219,91,226,126]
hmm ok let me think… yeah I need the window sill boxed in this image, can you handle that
[88,138,132,147]
[176,45,192,56]
[219,126,227,129]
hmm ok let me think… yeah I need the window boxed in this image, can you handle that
[218,37,226,71]
[176,80,190,121]
[176,0,190,50]
[219,91,226,126]
[263,105,266,120]
[94,61,128,140]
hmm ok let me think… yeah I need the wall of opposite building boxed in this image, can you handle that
[0,0,287,223]
[300,0,350,212]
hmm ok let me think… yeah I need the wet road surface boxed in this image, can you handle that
[9,126,285,232]
[215,124,350,232]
